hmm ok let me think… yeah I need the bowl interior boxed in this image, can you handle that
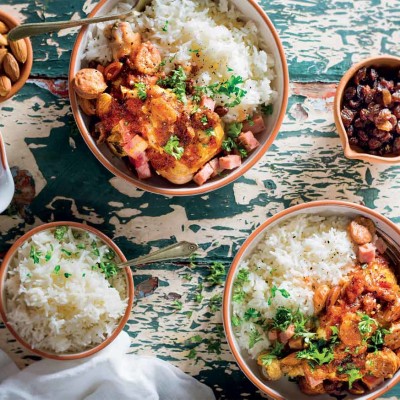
[334,56,400,164]
[0,222,134,360]
[225,202,400,400]
[69,0,288,195]
[0,10,33,103]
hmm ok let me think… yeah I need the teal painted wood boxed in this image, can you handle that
[0,1,400,399]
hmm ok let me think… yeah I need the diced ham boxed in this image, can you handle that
[238,131,260,152]
[358,242,376,264]
[218,155,241,170]
[362,375,384,391]
[305,374,324,389]
[268,329,278,341]
[373,235,388,254]
[242,114,265,134]
[200,96,216,112]
[278,324,295,344]
[129,152,152,179]
[193,163,214,186]
[209,158,223,177]
[123,134,149,158]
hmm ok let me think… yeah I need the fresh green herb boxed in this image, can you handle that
[227,67,234,72]
[163,135,184,160]
[221,137,236,152]
[77,243,86,250]
[64,272,72,278]
[54,226,68,241]
[297,340,334,366]
[258,342,285,366]
[246,115,255,126]
[271,307,293,331]
[207,338,222,354]
[357,313,378,335]
[189,253,197,268]
[186,311,193,319]
[157,66,187,103]
[135,82,147,101]
[195,293,204,302]
[189,49,200,54]
[338,366,363,388]
[61,249,72,257]
[191,104,199,115]
[99,261,118,279]
[238,148,248,158]
[171,300,183,310]
[82,273,86,278]
[206,262,225,285]
[158,59,167,69]
[53,265,61,274]
[26,273,32,278]
[330,326,340,344]
[29,246,42,264]
[361,263,368,269]
[248,327,262,349]
[162,20,169,31]
[267,285,290,306]
[209,294,222,312]
[200,115,208,125]
[244,308,261,321]
[182,273,192,281]
[232,269,250,303]
[261,104,273,115]
[186,348,197,359]
[104,249,116,260]
[232,315,241,327]
[189,335,202,344]
[368,327,390,351]
[91,240,100,257]
[45,250,52,262]
[227,122,243,138]
[205,128,215,137]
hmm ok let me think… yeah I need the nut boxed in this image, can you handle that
[9,39,27,63]
[0,33,8,46]
[0,48,7,67]
[0,21,8,35]
[3,53,20,82]
[78,97,96,116]
[0,75,12,97]
[96,93,113,116]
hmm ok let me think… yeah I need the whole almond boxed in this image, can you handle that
[3,53,20,82]
[9,39,27,64]
[0,21,8,35]
[0,75,12,97]
[0,33,7,46]
[0,48,7,67]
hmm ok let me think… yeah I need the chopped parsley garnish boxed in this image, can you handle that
[54,226,68,241]
[232,269,250,303]
[135,82,147,101]
[158,59,167,69]
[189,49,200,54]
[61,249,72,257]
[248,327,263,349]
[232,315,241,327]
[99,261,118,279]
[204,128,215,137]
[227,67,234,72]
[258,342,285,366]
[357,312,378,335]
[186,348,197,359]
[105,249,116,260]
[189,335,202,344]
[29,246,42,264]
[171,300,183,310]
[157,66,187,103]
[182,273,192,281]
[64,273,72,278]
[209,294,222,312]
[221,122,247,157]
[162,20,169,32]
[91,240,100,257]
[238,148,248,158]
[194,283,203,303]
[226,122,243,138]
[267,285,290,305]
[53,265,61,274]
[246,115,255,126]
[163,135,184,160]
[221,137,236,153]
[200,115,208,125]
[297,339,334,366]
[244,308,261,321]
[338,366,363,388]
[261,104,273,115]
[45,244,53,261]
[368,327,390,351]
[77,243,86,250]
[206,262,225,285]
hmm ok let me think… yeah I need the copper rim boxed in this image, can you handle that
[0,10,33,104]
[223,200,400,400]
[0,130,7,170]
[68,0,289,196]
[334,55,400,165]
[0,221,134,361]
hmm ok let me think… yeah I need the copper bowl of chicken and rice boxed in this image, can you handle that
[69,0,288,196]
[223,200,400,399]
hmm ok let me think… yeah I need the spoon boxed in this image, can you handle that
[7,2,143,41]
[116,241,198,269]
[0,131,15,214]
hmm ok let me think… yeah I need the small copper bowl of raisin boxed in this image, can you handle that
[334,55,400,164]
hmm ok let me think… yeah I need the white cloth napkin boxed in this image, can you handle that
[0,332,216,400]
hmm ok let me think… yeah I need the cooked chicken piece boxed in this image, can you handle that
[362,375,384,391]
[110,22,141,61]
[366,348,399,378]
[280,353,305,377]
[104,61,123,81]
[134,42,161,75]
[288,337,304,350]
[349,220,373,245]
[313,284,330,314]
[260,359,282,381]
[339,312,362,347]
[384,323,400,350]
[382,297,400,322]
[96,93,113,117]
[354,216,376,236]
[299,377,326,395]
[73,68,107,99]
[78,96,96,116]
[326,285,341,309]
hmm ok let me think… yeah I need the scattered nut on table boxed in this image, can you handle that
[3,53,20,83]
[0,75,12,97]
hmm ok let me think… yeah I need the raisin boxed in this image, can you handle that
[368,138,382,150]
[392,91,400,102]
[345,86,356,100]
[354,118,364,128]
[393,105,400,119]
[382,89,392,107]
[380,78,394,91]
[341,107,355,127]
[348,99,361,109]
[369,68,378,82]
[347,125,354,137]
[358,130,369,142]
[349,136,359,145]
[394,137,400,153]
[359,108,370,121]
[396,121,400,135]
[354,67,367,85]
[372,129,392,143]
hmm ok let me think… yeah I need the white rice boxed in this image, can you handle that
[232,214,357,358]
[5,227,128,353]
[83,0,276,121]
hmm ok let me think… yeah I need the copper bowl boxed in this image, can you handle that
[0,221,134,360]
[0,10,33,103]
[223,200,400,400]
[334,55,400,164]
[68,0,289,196]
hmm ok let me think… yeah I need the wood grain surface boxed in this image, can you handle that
[0,0,400,399]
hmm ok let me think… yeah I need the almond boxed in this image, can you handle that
[0,48,7,67]
[3,53,20,82]
[0,75,12,97]
[0,33,7,46]
[0,21,8,35]
[9,39,27,64]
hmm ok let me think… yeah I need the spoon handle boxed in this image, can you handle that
[117,241,198,269]
[8,9,138,41]
[0,131,7,170]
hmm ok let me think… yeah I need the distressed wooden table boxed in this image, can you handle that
[1,0,400,399]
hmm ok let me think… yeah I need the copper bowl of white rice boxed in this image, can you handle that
[68,0,289,196]
[223,200,400,400]
[0,221,134,360]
